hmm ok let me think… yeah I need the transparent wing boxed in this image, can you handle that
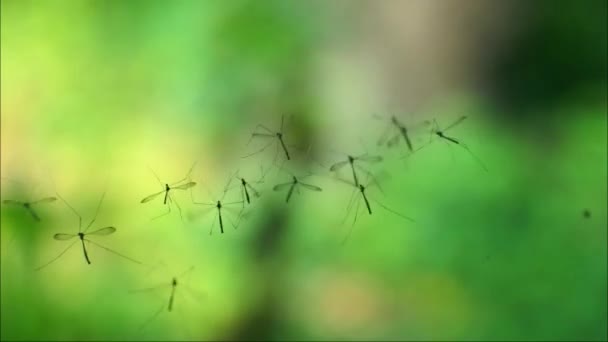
[172,182,196,190]
[53,233,77,241]
[377,122,394,146]
[30,197,57,205]
[356,154,383,163]
[329,160,349,171]
[141,190,165,203]
[331,174,357,188]
[87,226,117,236]
[299,182,322,192]
[2,200,23,205]
[129,283,171,294]
[386,134,401,148]
[187,206,215,221]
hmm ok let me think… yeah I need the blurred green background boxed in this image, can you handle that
[1,1,606,341]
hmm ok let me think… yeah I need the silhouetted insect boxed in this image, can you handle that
[376,114,429,153]
[243,114,293,162]
[226,166,267,207]
[428,116,488,172]
[336,174,414,243]
[130,265,205,335]
[141,164,197,220]
[329,153,382,187]
[190,178,244,235]
[273,172,322,203]
[1,178,57,221]
[2,197,56,221]
[35,192,141,270]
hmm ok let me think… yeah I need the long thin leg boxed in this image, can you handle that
[242,139,275,159]
[137,303,165,333]
[342,199,361,245]
[458,142,489,172]
[147,166,164,187]
[371,198,416,222]
[170,194,185,223]
[85,239,143,265]
[84,192,106,233]
[151,202,171,220]
[169,161,199,186]
[35,240,78,271]
[340,188,358,226]
[56,193,82,232]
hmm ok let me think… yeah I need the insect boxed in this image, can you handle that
[130,265,205,335]
[427,116,488,172]
[273,172,322,203]
[2,197,56,222]
[1,178,57,222]
[337,174,415,243]
[140,165,197,220]
[190,179,244,235]
[243,114,293,162]
[329,153,383,187]
[376,115,429,153]
[35,192,141,270]
[227,167,267,207]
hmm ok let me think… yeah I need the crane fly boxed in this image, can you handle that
[336,175,415,244]
[190,178,244,235]
[329,153,383,187]
[2,197,56,221]
[243,114,293,162]
[140,165,197,220]
[130,265,205,335]
[35,192,141,270]
[226,166,267,207]
[377,115,429,153]
[1,178,57,221]
[429,116,488,172]
[273,174,322,203]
